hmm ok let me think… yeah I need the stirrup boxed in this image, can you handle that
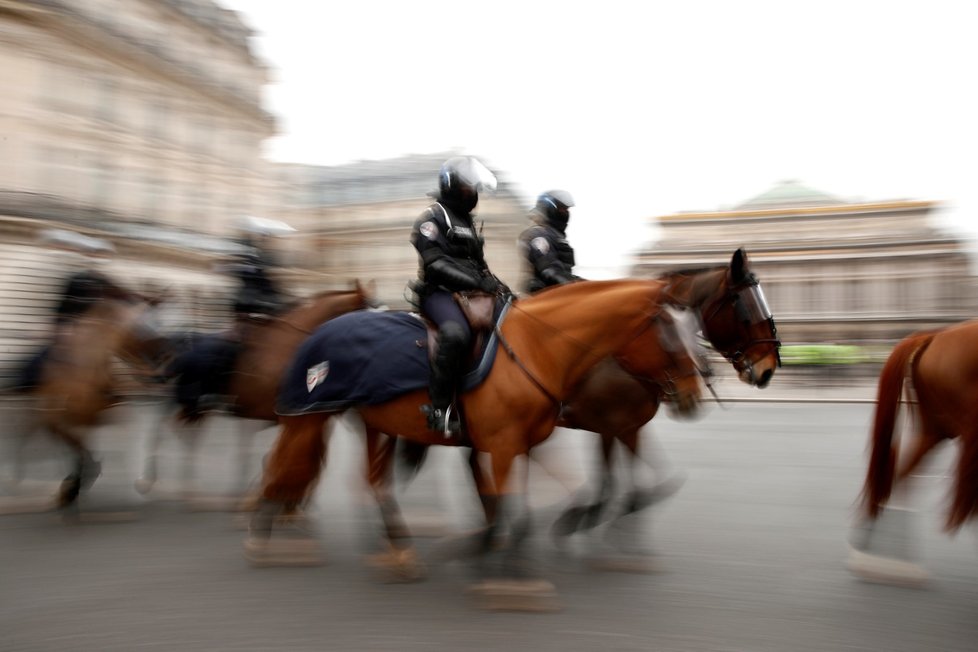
[422,404,460,438]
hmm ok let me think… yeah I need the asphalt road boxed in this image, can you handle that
[1,394,977,652]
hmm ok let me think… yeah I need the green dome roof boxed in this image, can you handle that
[734,180,843,209]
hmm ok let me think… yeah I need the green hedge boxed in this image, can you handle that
[780,344,871,366]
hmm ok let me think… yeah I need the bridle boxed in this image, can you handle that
[700,272,782,377]
[622,310,704,404]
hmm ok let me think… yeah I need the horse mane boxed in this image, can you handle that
[656,265,725,280]
[516,278,659,314]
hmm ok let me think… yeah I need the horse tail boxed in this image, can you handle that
[861,332,932,518]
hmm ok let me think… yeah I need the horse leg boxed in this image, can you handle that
[245,414,330,566]
[177,418,205,503]
[4,400,39,489]
[588,430,670,572]
[603,428,685,553]
[847,426,941,587]
[551,432,615,540]
[0,405,61,515]
[947,425,978,531]
[470,451,559,612]
[362,429,424,581]
[51,424,101,515]
[434,448,501,565]
[893,428,945,499]
[616,424,685,511]
[233,419,265,497]
[135,400,177,495]
[232,419,275,513]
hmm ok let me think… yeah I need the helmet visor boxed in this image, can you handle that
[452,157,497,193]
[545,189,575,208]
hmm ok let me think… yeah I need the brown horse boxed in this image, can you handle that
[247,249,780,596]
[5,297,169,513]
[375,304,707,575]
[135,282,376,502]
[850,319,978,585]
[550,262,779,546]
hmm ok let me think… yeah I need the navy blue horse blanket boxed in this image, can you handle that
[277,309,503,416]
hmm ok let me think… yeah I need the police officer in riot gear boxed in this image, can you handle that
[519,189,582,294]
[410,156,504,435]
[226,226,288,321]
[17,231,143,391]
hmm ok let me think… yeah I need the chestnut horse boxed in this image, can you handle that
[5,297,168,512]
[135,282,376,501]
[850,319,978,584]
[247,249,780,595]
[550,262,779,543]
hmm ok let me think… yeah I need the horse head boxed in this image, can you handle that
[704,248,781,387]
[354,278,384,309]
[662,248,781,389]
[615,307,704,419]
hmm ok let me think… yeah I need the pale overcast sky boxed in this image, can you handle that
[221,0,978,276]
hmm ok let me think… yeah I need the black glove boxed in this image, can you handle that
[479,276,500,294]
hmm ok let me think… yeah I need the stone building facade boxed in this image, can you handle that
[632,181,976,345]
[0,0,287,376]
[0,0,276,233]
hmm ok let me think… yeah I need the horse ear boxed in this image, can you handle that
[729,248,749,284]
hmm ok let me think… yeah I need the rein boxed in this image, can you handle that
[614,310,703,403]
[267,316,314,336]
[493,324,561,405]
[499,289,677,405]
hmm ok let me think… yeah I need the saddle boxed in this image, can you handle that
[425,290,498,365]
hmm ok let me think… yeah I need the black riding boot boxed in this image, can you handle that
[424,323,467,437]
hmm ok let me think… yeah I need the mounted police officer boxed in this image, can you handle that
[519,189,582,294]
[410,156,505,435]
[229,222,289,321]
[16,230,142,391]
[165,218,293,418]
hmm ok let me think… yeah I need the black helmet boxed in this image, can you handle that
[438,156,497,213]
[536,189,575,232]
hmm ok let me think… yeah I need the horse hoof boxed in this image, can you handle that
[467,579,561,613]
[846,545,929,588]
[243,537,325,567]
[628,473,687,512]
[364,546,427,583]
[58,477,81,508]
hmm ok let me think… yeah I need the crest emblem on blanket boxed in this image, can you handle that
[306,361,330,392]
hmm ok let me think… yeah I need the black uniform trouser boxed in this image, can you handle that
[420,291,472,410]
